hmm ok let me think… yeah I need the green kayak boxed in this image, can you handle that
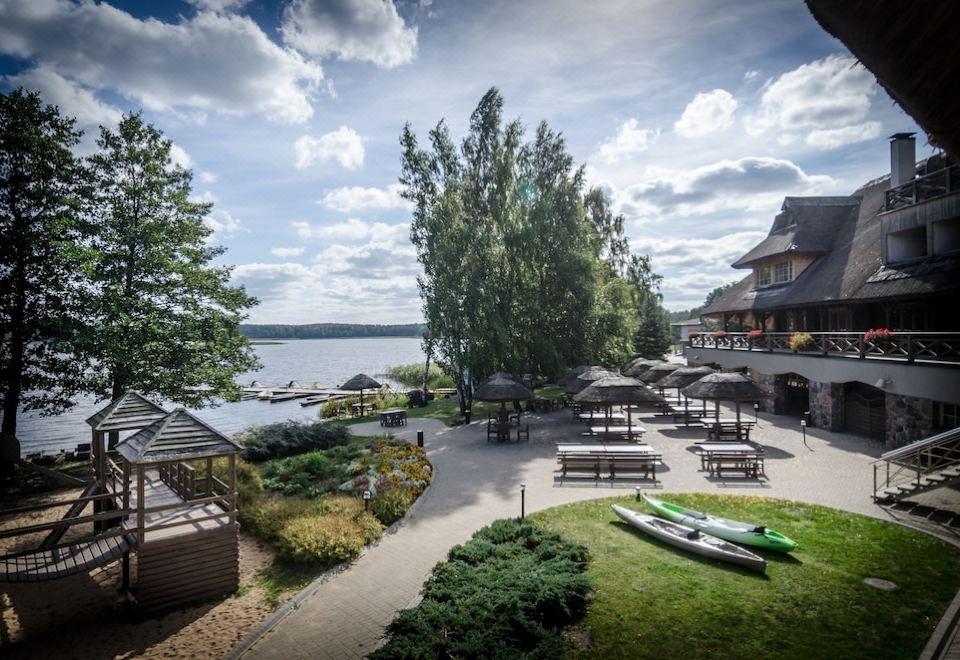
[643,494,798,552]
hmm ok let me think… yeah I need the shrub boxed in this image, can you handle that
[789,331,815,351]
[385,363,454,390]
[277,510,383,564]
[372,487,414,526]
[261,451,353,497]
[238,420,351,462]
[864,327,894,343]
[243,495,328,542]
[371,519,589,659]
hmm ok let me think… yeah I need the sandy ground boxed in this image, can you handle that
[0,487,287,659]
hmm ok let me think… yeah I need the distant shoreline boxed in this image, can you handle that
[240,322,425,341]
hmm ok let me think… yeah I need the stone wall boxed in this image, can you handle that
[809,380,844,431]
[754,372,787,414]
[885,393,934,448]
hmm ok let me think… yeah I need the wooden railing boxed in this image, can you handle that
[688,331,960,364]
[158,462,196,500]
[872,426,960,500]
[884,164,960,211]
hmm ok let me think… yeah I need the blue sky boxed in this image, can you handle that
[0,0,932,323]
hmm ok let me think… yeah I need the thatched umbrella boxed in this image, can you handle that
[682,372,773,438]
[558,365,593,390]
[658,366,715,423]
[574,376,666,437]
[485,371,522,383]
[474,375,534,417]
[622,358,661,377]
[341,373,382,411]
[638,363,680,388]
[564,366,615,394]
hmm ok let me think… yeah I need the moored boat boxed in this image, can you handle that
[611,504,767,573]
[642,494,797,552]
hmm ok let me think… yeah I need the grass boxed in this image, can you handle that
[254,561,324,608]
[531,493,960,660]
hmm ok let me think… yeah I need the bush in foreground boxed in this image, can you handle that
[371,519,590,659]
[276,495,384,564]
[239,420,351,461]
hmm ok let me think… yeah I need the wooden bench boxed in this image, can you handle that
[557,453,601,479]
[607,452,660,480]
[702,421,755,441]
[702,451,764,478]
[556,451,661,481]
[516,424,530,442]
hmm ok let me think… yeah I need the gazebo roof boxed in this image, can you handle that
[341,373,381,390]
[85,391,168,433]
[681,372,774,402]
[116,408,242,465]
[574,376,666,405]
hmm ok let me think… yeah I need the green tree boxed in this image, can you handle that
[84,113,259,405]
[0,89,90,455]
[401,89,648,414]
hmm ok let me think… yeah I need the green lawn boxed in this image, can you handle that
[531,494,960,660]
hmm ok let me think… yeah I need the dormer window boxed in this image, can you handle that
[755,266,771,287]
[774,260,793,283]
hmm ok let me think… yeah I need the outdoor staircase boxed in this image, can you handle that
[873,426,960,504]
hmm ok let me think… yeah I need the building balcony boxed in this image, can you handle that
[684,331,960,404]
[884,164,960,212]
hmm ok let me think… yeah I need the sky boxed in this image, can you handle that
[0,0,934,324]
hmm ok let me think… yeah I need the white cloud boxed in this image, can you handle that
[203,209,244,239]
[293,218,407,243]
[674,89,738,138]
[271,246,305,258]
[185,0,251,12]
[294,126,365,170]
[806,121,882,150]
[282,0,418,68]
[169,144,193,170]
[6,66,121,133]
[745,54,879,149]
[596,119,659,163]
[0,0,323,124]
[743,70,759,82]
[620,156,834,219]
[198,171,218,184]
[321,183,410,212]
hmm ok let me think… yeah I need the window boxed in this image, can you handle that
[774,261,793,283]
[755,266,771,287]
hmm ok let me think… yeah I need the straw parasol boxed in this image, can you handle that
[485,371,522,384]
[341,373,382,410]
[574,375,666,437]
[681,372,773,433]
[558,365,593,390]
[658,366,715,421]
[638,362,680,386]
[474,375,534,414]
[565,366,616,394]
[622,358,662,377]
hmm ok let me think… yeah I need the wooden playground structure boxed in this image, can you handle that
[0,392,241,613]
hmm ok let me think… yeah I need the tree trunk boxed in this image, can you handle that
[421,338,433,396]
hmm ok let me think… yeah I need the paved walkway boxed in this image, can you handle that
[238,405,959,659]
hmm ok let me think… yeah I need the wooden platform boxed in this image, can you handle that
[0,534,131,583]
[122,470,231,543]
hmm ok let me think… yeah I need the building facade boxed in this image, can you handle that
[686,134,960,448]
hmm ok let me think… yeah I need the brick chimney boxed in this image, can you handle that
[889,133,916,188]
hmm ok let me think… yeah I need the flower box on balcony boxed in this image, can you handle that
[864,328,894,344]
[713,331,727,338]
[789,332,815,352]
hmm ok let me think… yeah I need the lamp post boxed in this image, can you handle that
[363,489,371,512]
[520,483,526,520]
[800,419,808,449]
[635,486,642,502]
[754,401,760,423]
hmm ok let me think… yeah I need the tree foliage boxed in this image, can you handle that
[0,89,89,440]
[84,114,259,404]
[401,89,669,413]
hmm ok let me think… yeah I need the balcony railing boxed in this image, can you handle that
[884,164,960,211]
[687,331,960,365]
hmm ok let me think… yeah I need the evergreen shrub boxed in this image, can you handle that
[277,510,383,564]
[238,420,351,461]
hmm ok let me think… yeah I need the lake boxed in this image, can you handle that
[12,337,426,457]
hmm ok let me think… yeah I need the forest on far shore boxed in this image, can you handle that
[239,323,427,340]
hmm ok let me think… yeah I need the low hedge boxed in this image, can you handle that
[238,420,351,461]
[260,446,361,498]
[371,519,590,658]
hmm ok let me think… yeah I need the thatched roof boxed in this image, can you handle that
[483,371,522,384]
[117,409,242,465]
[806,0,960,160]
[341,373,381,391]
[474,376,534,402]
[86,392,168,433]
[638,363,680,385]
[565,367,616,394]
[681,373,773,402]
[558,365,592,389]
[658,366,716,390]
[622,358,662,377]
[574,376,666,405]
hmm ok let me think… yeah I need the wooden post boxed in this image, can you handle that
[206,456,213,497]
[122,461,130,514]
[137,466,145,546]
[228,453,237,524]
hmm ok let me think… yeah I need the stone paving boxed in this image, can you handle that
[238,404,960,660]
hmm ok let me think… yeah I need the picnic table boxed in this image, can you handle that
[556,443,662,480]
[379,408,407,427]
[351,402,375,417]
[586,424,645,441]
[702,418,756,441]
[486,418,528,442]
[528,397,558,413]
[696,442,764,477]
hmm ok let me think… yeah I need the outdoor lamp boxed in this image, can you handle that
[754,401,760,422]
[363,489,372,511]
[635,486,642,501]
[520,482,527,520]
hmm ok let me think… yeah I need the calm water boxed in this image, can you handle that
[13,337,426,456]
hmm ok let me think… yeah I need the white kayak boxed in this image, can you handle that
[611,504,767,573]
